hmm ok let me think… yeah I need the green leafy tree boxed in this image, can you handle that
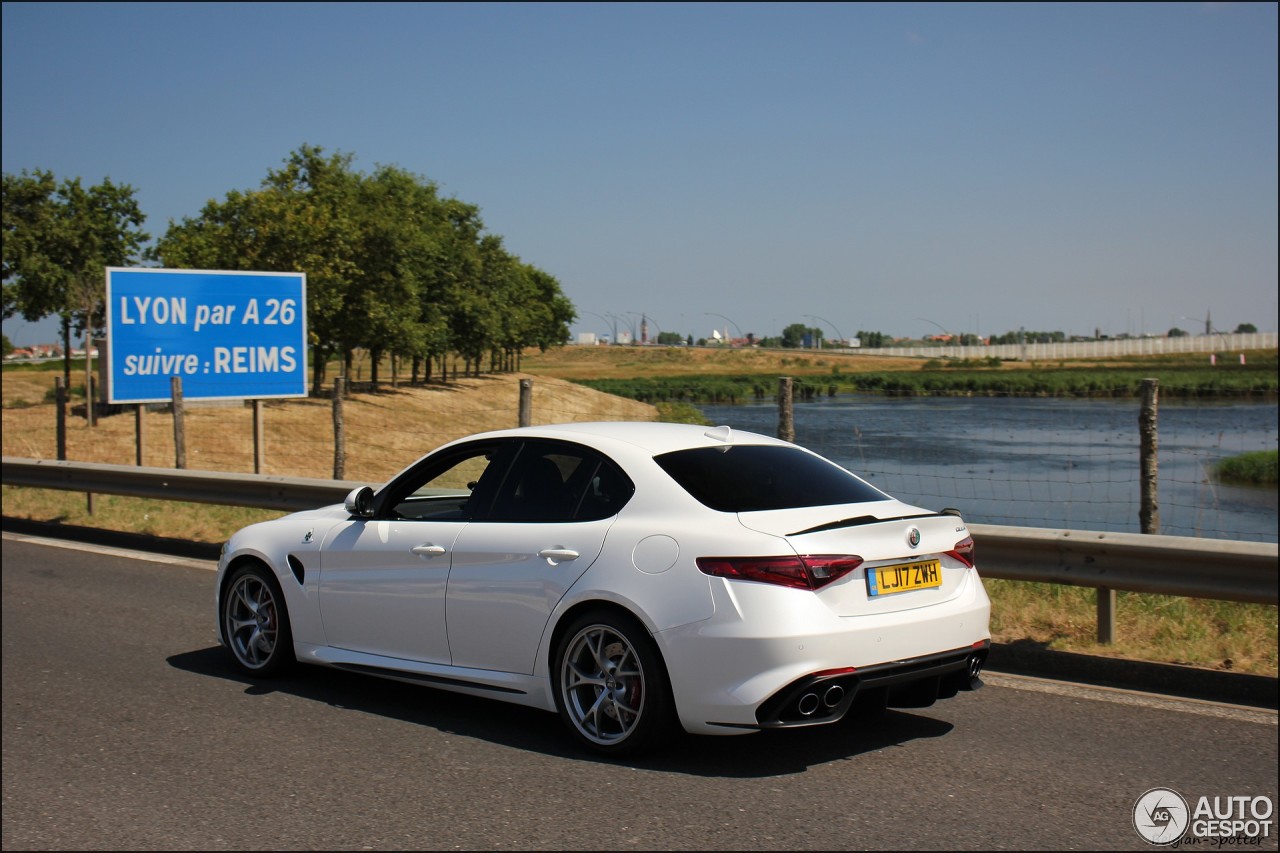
[152,145,363,394]
[151,145,576,389]
[347,163,449,386]
[3,169,149,391]
[780,322,821,349]
[855,330,888,348]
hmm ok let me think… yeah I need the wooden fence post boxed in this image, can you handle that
[171,377,186,469]
[777,377,795,442]
[253,400,265,474]
[55,377,67,461]
[1139,378,1160,534]
[333,377,345,480]
[135,404,145,466]
[519,379,533,427]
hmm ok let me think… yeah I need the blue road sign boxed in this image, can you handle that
[106,268,307,403]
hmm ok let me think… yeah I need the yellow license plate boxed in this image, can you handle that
[868,559,942,597]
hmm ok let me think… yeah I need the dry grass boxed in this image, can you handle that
[986,579,1277,676]
[3,371,655,482]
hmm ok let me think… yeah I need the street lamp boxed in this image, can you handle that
[704,312,744,345]
[804,314,845,349]
[609,312,637,344]
[627,311,663,344]
[916,317,953,344]
[581,311,616,344]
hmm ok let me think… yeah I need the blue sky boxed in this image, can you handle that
[3,2,1276,346]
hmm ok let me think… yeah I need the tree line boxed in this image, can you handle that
[3,145,575,395]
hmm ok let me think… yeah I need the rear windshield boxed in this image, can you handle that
[654,445,888,512]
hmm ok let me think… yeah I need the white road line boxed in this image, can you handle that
[2,530,219,571]
[984,671,1277,725]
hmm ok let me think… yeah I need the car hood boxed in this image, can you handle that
[281,503,351,522]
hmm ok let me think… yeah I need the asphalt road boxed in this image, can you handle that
[2,534,1276,851]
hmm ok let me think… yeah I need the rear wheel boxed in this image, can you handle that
[221,563,294,676]
[553,610,675,756]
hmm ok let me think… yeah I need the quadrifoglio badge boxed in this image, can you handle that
[1134,787,1275,847]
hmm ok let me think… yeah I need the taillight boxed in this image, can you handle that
[696,555,864,590]
[946,535,975,568]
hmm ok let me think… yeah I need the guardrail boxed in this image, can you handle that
[4,456,1277,611]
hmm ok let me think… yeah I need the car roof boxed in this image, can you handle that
[462,421,793,457]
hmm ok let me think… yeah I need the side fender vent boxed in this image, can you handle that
[286,554,306,585]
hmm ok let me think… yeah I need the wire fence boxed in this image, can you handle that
[3,374,1275,543]
[700,389,1278,544]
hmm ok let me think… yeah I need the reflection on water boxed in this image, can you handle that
[696,396,1278,543]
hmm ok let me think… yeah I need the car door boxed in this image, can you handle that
[317,440,514,665]
[444,440,634,674]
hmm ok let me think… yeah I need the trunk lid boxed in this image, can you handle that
[737,501,975,615]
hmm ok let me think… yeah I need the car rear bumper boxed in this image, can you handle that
[741,640,989,729]
[656,570,991,735]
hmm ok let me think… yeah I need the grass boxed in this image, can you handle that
[985,579,1276,675]
[4,349,1276,677]
[1215,450,1278,486]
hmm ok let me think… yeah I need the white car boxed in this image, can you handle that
[217,421,991,755]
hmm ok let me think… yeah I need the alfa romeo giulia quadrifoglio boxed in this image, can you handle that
[217,421,990,755]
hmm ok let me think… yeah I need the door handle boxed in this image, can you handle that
[538,548,580,563]
[411,544,447,558]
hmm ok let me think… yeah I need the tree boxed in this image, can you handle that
[780,322,820,349]
[151,145,576,389]
[855,330,888,348]
[3,169,149,392]
[152,145,364,394]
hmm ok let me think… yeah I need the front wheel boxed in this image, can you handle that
[553,610,676,756]
[221,563,294,676]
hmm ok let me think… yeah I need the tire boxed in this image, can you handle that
[221,562,294,676]
[553,609,675,756]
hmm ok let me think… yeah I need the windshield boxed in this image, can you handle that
[654,445,888,512]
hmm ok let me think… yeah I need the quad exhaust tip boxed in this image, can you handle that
[967,653,985,689]
[797,684,847,716]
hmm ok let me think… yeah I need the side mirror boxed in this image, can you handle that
[344,485,376,518]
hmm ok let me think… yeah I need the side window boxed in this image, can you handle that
[485,441,634,522]
[575,456,635,521]
[377,441,511,521]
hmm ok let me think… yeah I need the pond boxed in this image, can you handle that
[696,396,1278,543]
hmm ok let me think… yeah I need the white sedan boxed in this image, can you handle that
[217,421,991,755]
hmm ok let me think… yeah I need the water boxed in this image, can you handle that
[696,396,1278,543]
